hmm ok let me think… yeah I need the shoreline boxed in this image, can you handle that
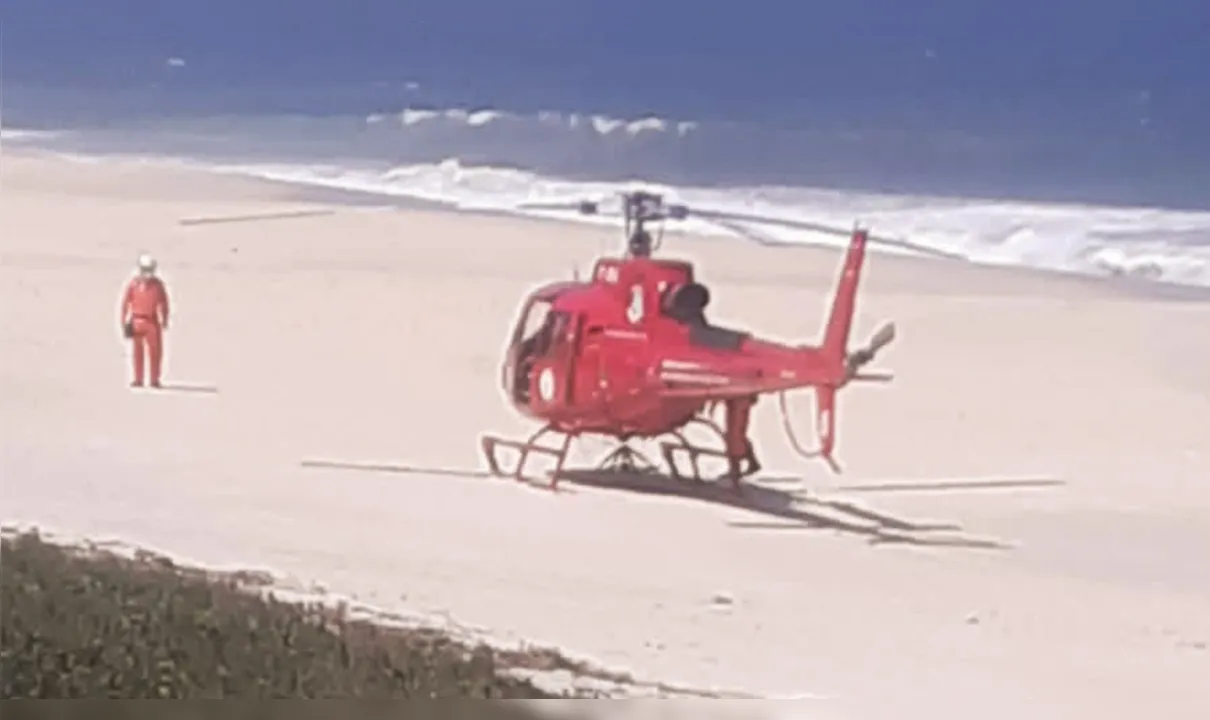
[5,144,1209,302]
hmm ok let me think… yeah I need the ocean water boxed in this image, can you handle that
[4,0,1210,286]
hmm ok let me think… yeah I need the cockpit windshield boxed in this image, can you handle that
[517,299,554,356]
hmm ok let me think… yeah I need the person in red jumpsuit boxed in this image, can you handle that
[120,254,170,388]
[723,395,761,480]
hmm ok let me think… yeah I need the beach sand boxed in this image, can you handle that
[2,151,1208,719]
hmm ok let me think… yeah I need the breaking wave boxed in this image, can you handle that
[217,157,1210,287]
[382,107,699,137]
[6,107,1210,289]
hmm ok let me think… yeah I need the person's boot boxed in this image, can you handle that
[724,456,744,490]
[742,447,762,477]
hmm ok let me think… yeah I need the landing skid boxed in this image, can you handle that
[658,413,730,486]
[480,415,748,491]
[480,425,573,490]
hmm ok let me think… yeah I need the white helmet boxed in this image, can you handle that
[137,253,157,274]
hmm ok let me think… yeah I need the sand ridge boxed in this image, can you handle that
[2,151,1209,718]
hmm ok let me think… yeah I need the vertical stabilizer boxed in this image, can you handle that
[822,227,869,363]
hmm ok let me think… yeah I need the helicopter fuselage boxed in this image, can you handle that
[500,254,837,441]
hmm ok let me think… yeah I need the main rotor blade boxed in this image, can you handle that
[516,192,965,261]
[517,200,603,215]
[698,216,796,247]
[691,208,966,261]
[693,208,854,239]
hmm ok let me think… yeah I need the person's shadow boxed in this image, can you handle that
[154,382,220,395]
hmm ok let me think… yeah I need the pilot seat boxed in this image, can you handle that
[661,282,748,350]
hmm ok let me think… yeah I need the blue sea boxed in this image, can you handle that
[4,0,1210,285]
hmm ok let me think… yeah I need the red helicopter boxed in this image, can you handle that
[481,190,961,491]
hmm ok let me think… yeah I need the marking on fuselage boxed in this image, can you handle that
[658,370,732,385]
[603,329,647,340]
[538,367,556,401]
[660,359,705,370]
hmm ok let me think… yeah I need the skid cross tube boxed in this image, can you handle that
[595,443,660,473]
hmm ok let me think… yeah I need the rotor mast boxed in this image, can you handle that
[621,190,688,258]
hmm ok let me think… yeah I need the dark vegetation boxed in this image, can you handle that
[0,530,587,712]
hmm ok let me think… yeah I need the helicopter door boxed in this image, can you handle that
[525,311,577,412]
[504,298,577,411]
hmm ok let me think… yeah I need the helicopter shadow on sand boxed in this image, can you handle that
[550,466,1026,550]
[299,458,1045,550]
